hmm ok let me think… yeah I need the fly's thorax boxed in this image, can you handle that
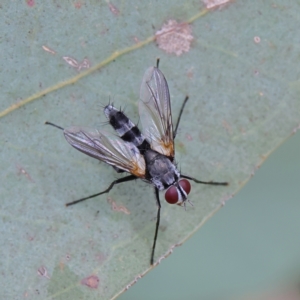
[144,149,180,190]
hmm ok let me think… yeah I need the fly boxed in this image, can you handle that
[45,60,228,265]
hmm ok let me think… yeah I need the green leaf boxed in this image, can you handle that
[1,1,299,299]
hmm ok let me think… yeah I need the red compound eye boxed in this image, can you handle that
[165,179,191,204]
[179,179,191,195]
[165,186,178,204]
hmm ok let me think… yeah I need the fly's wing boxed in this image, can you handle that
[139,66,174,158]
[64,126,146,178]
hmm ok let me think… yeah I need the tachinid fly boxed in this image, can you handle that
[46,60,228,265]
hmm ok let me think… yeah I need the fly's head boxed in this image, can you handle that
[164,179,191,206]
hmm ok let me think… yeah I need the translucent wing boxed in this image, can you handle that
[139,66,174,158]
[64,126,146,178]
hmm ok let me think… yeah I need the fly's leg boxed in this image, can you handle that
[181,174,228,186]
[150,187,161,265]
[172,101,228,186]
[156,58,160,68]
[66,175,137,206]
[173,96,189,140]
[45,121,64,130]
[45,122,138,205]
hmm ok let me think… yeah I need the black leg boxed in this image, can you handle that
[156,58,160,68]
[181,174,228,186]
[150,187,161,265]
[173,96,189,140]
[66,175,137,206]
[45,121,64,131]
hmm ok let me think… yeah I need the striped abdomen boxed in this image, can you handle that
[104,104,150,154]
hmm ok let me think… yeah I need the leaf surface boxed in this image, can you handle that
[1,1,300,299]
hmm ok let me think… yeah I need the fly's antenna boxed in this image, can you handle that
[156,58,160,68]
[187,199,194,207]
[45,121,64,131]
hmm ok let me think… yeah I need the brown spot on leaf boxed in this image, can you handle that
[185,133,193,141]
[108,2,120,15]
[37,266,50,279]
[155,20,193,56]
[63,56,79,68]
[81,275,100,289]
[107,197,130,214]
[62,56,91,71]
[42,45,56,55]
[26,0,35,7]
[254,36,261,43]
[186,67,194,79]
[74,2,82,9]
[17,164,34,182]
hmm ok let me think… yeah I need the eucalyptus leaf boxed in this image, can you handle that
[1,1,300,299]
